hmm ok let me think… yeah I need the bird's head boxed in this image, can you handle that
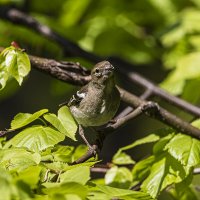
[91,61,115,85]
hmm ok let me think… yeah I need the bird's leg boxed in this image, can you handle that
[79,125,97,155]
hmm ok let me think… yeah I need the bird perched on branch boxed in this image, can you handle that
[61,61,120,149]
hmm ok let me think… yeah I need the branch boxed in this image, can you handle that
[1,6,200,118]
[29,55,91,85]
[1,7,200,163]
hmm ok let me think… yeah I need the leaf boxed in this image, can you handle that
[141,153,188,198]
[43,182,88,199]
[52,145,74,163]
[0,148,40,172]
[44,106,77,141]
[72,145,88,161]
[153,133,175,154]
[16,166,42,188]
[6,126,65,152]
[43,161,69,172]
[10,109,48,130]
[168,175,197,200]
[165,133,200,167]
[112,151,135,165]
[105,166,133,189]
[118,134,160,152]
[161,52,200,95]
[0,167,17,200]
[95,184,153,199]
[132,156,155,183]
[60,166,90,185]
[0,46,31,90]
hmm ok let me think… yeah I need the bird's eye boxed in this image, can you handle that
[94,68,101,77]
[95,68,100,73]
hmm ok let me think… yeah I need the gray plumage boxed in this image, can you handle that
[68,61,120,127]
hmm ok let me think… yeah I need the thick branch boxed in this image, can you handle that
[0,6,200,118]
[29,55,91,85]
[119,88,200,139]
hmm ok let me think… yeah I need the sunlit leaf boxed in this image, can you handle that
[0,46,31,90]
[95,184,152,199]
[141,153,188,198]
[161,52,200,95]
[6,126,65,152]
[10,109,48,130]
[112,152,135,165]
[0,148,40,172]
[60,166,90,185]
[105,166,133,189]
[44,106,77,141]
[165,134,200,167]
[132,156,155,183]
[43,182,88,199]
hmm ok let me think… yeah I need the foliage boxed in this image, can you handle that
[1,0,200,200]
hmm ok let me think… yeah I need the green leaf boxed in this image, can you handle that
[72,145,88,161]
[113,134,160,161]
[60,166,90,185]
[43,161,69,172]
[112,151,135,165]
[181,78,200,104]
[0,148,40,172]
[52,145,74,163]
[6,126,65,152]
[43,182,88,199]
[165,133,200,167]
[15,166,42,188]
[168,175,198,200]
[118,134,160,152]
[0,167,17,200]
[132,156,155,183]
[161,52,200,95]
[44,106,77,141]
[10,109,48,130]
[0,46,31,89]
[95,184,152,199]
[153,133,175,154]
[105,166,133,189]
[141,153,188,198]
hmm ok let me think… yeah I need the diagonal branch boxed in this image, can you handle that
[0,6,200,118]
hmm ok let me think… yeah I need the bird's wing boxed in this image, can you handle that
[67,85,88,107]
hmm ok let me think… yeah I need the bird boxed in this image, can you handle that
[62,60,120,150]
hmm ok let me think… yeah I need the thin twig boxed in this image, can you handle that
[1,6,200,118]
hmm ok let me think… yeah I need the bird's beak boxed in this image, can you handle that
[103,63,114,76]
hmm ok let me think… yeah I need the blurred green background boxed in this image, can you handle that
[1,1,200,198]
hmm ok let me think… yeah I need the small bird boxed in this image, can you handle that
[62,61,120,149]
